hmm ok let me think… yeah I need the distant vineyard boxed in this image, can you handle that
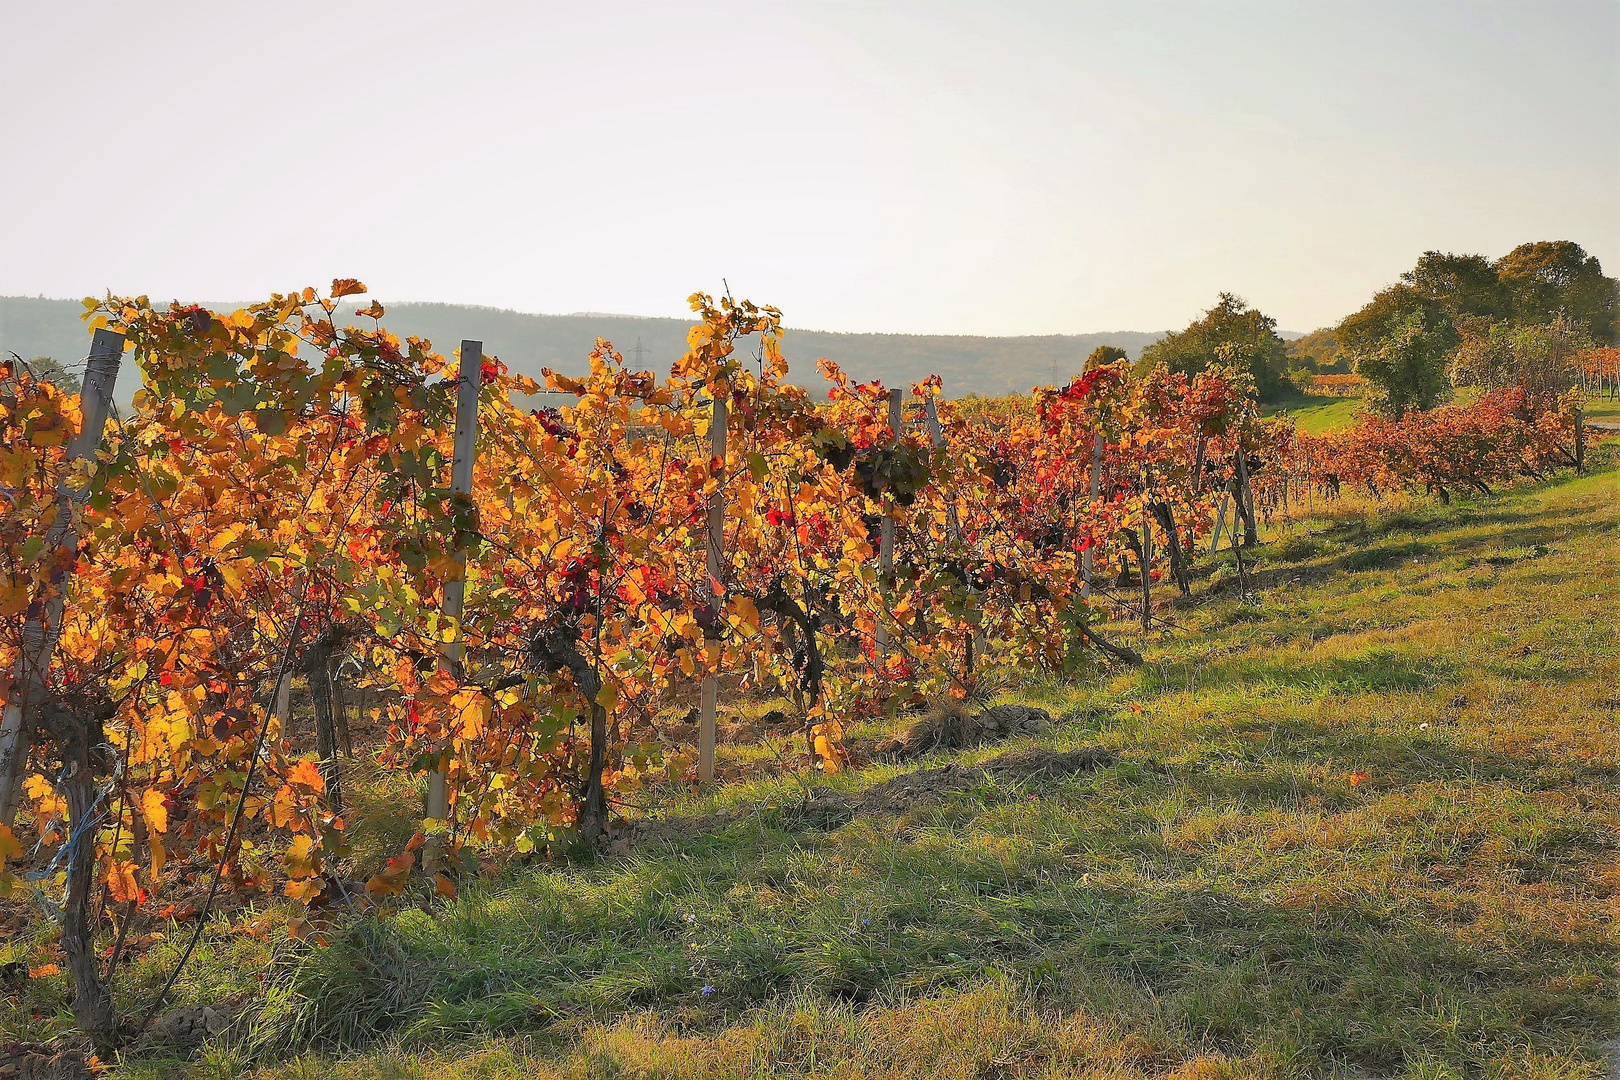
[0,284,1592,1050]
[1301,373,1366,395]
[1584,346,1620,398]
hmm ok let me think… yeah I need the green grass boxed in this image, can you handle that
[1265,392,1367,434]
[15,455,1620,1080]
[1585,392,1620,425]
[1267,389,1620,435]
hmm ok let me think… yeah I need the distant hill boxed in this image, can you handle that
[1,296,1165,409]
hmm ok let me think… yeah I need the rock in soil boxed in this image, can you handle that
[0,1046,95,1080]
[874,703,1053,756]
[133,1005,235,1051]
[856,746,1114,814]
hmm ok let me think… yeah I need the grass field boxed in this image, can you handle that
[1269,393,1367,434]
[1586,394,1620,426]
[8,452,1618,1079]
[1269,390,1620,435]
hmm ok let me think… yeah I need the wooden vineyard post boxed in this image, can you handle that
[0,329,124,825]
[424,339,481,873]
[697,393,727,783]
[1075,350,1104,601]
[1574,400,1585,475]
[875,389,901,665]
[1236,444,1257,547]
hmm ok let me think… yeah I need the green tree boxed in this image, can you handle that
[1449,313,1593,405]
[1085,344,1127,369]
[1337,241,1617,415]
[1286,328,1348,375]
[1337,283,1434,357]
[17,355,81,394]
[1338,250,1516,363]
[1139,293,1292,399]
[1494,241,1618,342]
[1337,251,1508,362]
[1355,308,1451,416]
[1402,251,1511,323]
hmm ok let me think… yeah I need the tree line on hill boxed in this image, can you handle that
[9,240,1612,413]
[1335,240,1616,415]
[0,295,1163,407]
[1077,240,1617,413]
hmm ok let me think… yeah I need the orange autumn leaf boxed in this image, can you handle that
[107,861,142,905]
[366,851,415,897]
[285,759,326,794]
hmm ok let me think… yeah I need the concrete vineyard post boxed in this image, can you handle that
[875,389,901,663]
[924,393,980,675]
[1081,433,1103,599]
[698,393,727,783]
[1074,349,1102,602]
[1236,444,1257,547]
[424,339,481,872]
[1139,478,1154,636]
[922,396,961,538]
[0,329,124,825]
[273,672,292,735]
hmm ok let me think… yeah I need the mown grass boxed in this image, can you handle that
[1265,392,1366,434]
[9,454,1619,1079]
[1586,393,1620,425]
[1268,389,1620,434]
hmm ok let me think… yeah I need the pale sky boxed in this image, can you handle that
[4,0,1617,336]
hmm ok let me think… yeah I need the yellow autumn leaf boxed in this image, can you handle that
[0,450,32,486]
[0,583,30,619]
[141,788,168,834]
[283,835,321,879]
[730,595,760,636]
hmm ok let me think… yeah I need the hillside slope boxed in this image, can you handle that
[0,295,1164,407]
[89,457,1620,1080]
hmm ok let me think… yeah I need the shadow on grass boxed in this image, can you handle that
[1177,713,1620,788]
[1199,496,1609,599]
[202,777,1618,1078]
[120,466,1620,1077]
